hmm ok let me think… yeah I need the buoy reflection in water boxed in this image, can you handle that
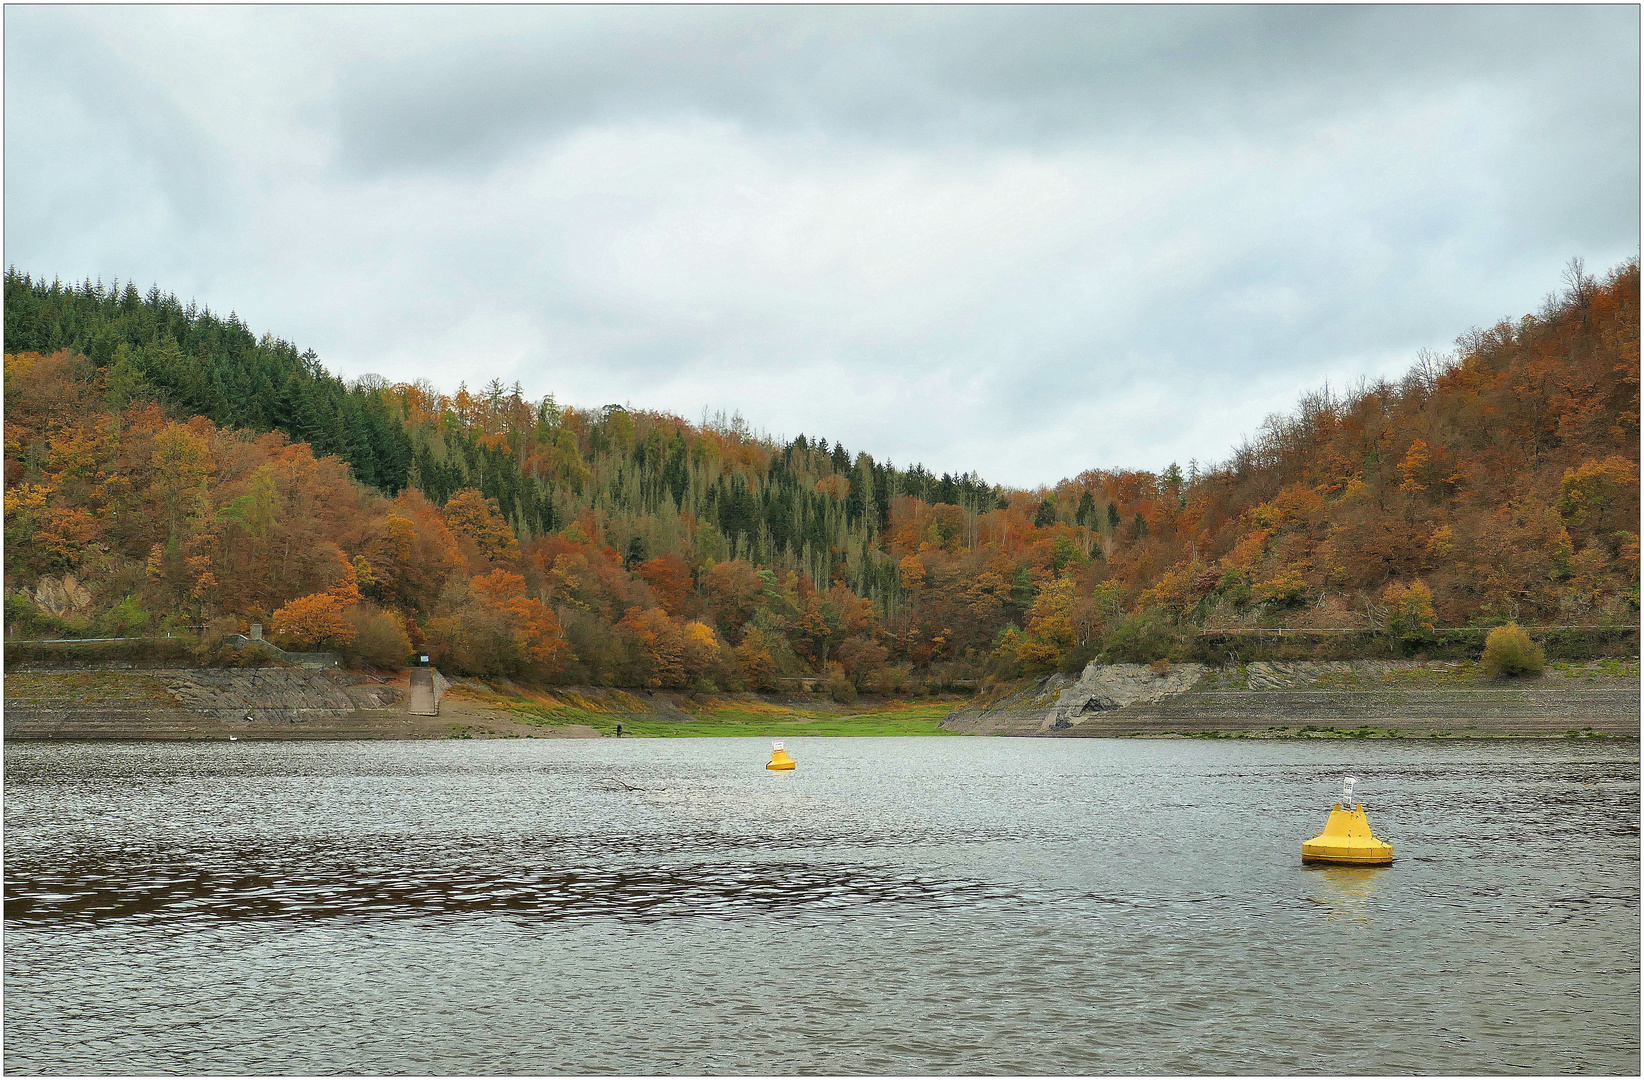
[1306,863,1391,922]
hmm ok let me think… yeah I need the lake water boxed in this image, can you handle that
[4,737,1639,1075]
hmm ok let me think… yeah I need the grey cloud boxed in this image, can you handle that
[4,7,235,262]
[328,6,1636,176]
[3,5,1638,487]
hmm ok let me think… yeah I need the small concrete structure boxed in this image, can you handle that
[287,651,341,670]
[408,668,449,716]
[221,633,339,669]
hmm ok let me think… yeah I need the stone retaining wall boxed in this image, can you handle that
[3,667,411,741]
[941,660,1641,737]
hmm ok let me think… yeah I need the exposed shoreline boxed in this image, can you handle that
[939,659,1641,739]
[0,666,953,741]
[2,659,1638,740]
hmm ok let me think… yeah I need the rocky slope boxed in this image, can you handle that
[2,667,422,740]
[941,660,1641,737]
[3,668,742,740]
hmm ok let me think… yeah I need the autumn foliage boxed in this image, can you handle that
[5,259,1638,685]
[271,593,355,650]
[1481,623,1545,678]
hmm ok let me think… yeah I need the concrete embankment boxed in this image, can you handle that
[940,659,1641,737]
[2,667,435,740]
[1,666,929,740]
[2,666,622,740]
[7,659,1637,741]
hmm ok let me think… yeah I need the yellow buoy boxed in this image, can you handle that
[1302,776,1393,865]
[767,740,795,771]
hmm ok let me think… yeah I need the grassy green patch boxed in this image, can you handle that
[1551,658,1641,680]
[1377,662,1479,687]
[465,687,964,737]
[1308,671,1364,689]
[511,702,616,730]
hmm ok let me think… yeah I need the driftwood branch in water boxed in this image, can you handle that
[596,776,649,792]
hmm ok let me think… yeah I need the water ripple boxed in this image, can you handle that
[4,738,1637,1076]
[5,848,1022,925]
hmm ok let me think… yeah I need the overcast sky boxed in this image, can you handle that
[6,5,1639,488]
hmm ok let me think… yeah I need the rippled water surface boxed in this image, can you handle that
[5,738,1639,1074]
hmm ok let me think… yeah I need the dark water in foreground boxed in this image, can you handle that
[4,738,1638,1075]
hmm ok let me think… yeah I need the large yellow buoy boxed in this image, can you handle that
[1302,776,1393,865]
[767,740,795,771]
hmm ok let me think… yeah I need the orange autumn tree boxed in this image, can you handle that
[271,592,356,650]
[1381,579,1437,644]
[680,620,729,685]
[443,487,519,566]
[701,559,766,642]
[734,625,778,690]
[1557,457,1639,542]
[636,553,694,617]
[618,605,686,688]
[1010,577,1079,674]
[429,569,567,675]
[470,569,568,668]
[372,491,464,611]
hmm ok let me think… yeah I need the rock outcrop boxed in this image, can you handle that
[941,664,1206,736]
[941,659,1641,737]
[32,573,93,616]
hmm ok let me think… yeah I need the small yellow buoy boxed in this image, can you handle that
[767,739,795,771]
[1302,776,1393,865]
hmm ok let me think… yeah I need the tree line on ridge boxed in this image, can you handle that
[4,260,1637,693]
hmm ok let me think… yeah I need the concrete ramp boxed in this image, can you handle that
[408,668,447,716]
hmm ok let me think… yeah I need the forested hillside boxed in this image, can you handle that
[5,260,1637,692]
[5,272,411,492]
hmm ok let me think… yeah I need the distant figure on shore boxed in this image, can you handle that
[616,723,623,737]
